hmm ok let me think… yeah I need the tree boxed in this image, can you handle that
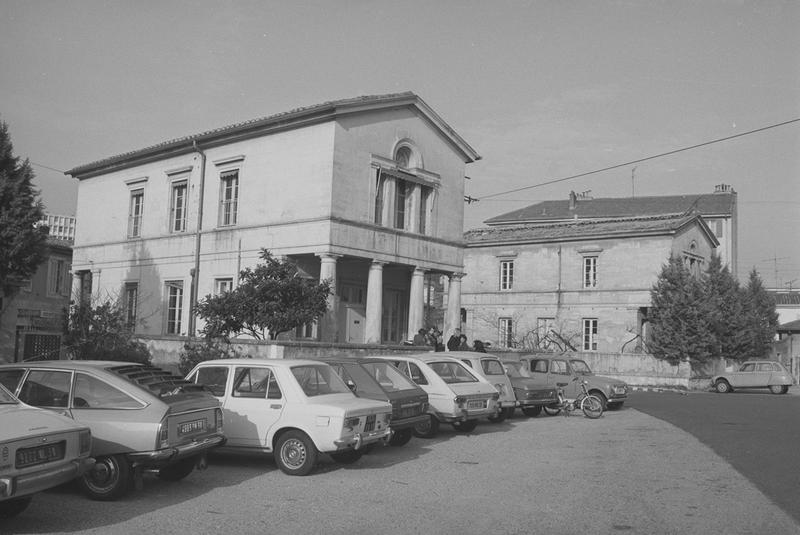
[0,120,49,299]
[702,254,748,361]
[195,249,332,340]
[741,268,779,359]
[64,299,152,364]
[648,255,713,368]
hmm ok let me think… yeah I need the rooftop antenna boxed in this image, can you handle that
[631,166,637,197]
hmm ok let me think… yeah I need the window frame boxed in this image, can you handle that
[169,179,188,233]
[499,260,514,291]
[219,168,240,227]
[583,318,598,351]
[128,187,145,238]
[583,256,598,289]
[164,280,184,335]
[498,317,514,348]
[123,282,138,331]
[214,277,234,295]
[47,258,70,297]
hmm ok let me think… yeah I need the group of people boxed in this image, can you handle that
[412,327,487,353]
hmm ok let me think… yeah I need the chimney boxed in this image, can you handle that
[569,190,577,210]
[714,183,735,194]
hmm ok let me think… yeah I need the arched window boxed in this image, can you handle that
[395,146,413,169]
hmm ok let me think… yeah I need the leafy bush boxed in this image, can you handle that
[179,338,239,376]
[65,301,152,364]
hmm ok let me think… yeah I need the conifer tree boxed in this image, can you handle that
[0,120,48,299]
[648,255,713,368]
[741,268,779,359]
[702,253,748,361]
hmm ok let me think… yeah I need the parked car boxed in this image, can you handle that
[500,360,559,417]
[517,355,628,410]
[186,359,392,475]
[455,352,516,422]
[0,361,225,501]
[711,361,793,394]
[0,383,94,518]
[314,357,429,446]
[378,353,500,437]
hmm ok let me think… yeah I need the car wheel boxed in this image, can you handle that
[0,496,33,519]
[389,428,413,447]
[330,450,363,464]
[781,385,790,394]
[769,385,788,395]
[522,406,543,417]
[275,430,318,476]
[543,405,561,416]
[589,390,608,410]
[412,415,440,439]
[715,380,731,393]
[607,402,624,411]
[488,407,509,423]
[78,454,132,501]
[157,457,197,481]
[452,419,478,433]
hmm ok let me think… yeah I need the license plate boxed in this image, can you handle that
[467,400,485,409]
[178,419,206,436]
[16,442,65,468]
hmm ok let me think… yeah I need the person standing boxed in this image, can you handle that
[447,328,462,351]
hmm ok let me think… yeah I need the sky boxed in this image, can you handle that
[1,0,798,287]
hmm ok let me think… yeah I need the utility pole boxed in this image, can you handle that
[631,166,637,197]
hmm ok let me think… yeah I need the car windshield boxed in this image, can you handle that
[428,361,478,384]
[570,360,593,375]
[291,365,352,397]
[481,358,506,376]
[0,383,19,404]
[503,361,530,378]
[360,361,419,392]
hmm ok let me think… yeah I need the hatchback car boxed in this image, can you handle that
[378,354,500,437]
[455,352,516,422]
[0,361,225,501]
[711,361,793,394]
[500,360,559,417]
[0,383,94,518]
[315,357,429,446]
[518,355,628,410]
[186,359,392,475]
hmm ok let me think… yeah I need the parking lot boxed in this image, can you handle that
[4,405,797,535]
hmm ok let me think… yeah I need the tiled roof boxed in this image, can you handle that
[465,213,707,246]
[485,192,736,225]
[67,92,480,178]
[778,319,800,332]
[771,292,800,306]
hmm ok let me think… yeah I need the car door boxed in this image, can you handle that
[214,365,284,450]
[15,368,73,417]
[729,363,756,387]
[526,358,553,388]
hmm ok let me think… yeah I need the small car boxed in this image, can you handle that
[711,361,793,394]
[500,360,559,417]
[0,361,225,501]
[378,353,500,437]
[314,357,429,446]
[186,359,392,475]
[455,352,517,422]
[0,383,94,519]
[518,355,628,410]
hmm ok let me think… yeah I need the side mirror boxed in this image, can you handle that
[346,380,356,392]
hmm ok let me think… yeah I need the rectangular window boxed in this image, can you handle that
[583,256,597,288]
[128,188,144,238]
[394,180,407,229]
[214,278,234,295]
[500,260,514,290]
[170,181,188,233]
[374,172,386,225]
[583,318,598,351]
[123,283,138,331]
[165,281,184,335]
[295,322,316,339]
[47,259,69,296]
[715,220,723,238]
[498,317,513,348]
[536,317,555,350]
[219,169,239,226]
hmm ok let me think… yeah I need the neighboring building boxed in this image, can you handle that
[769,290,800,325]
[773,319,800,382]
[0,215,75,363]
[65,93,479,345]
[484,184,737,276]
[460,213,718,353]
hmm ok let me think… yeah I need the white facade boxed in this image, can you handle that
[67,93,479,344]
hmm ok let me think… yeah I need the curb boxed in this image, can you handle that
[630,385,689,395]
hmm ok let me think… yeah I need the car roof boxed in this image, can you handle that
[381,353,472,364]
[0,360,146,370]
[194,358,328,367]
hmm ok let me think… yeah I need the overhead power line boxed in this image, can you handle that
[30,161,65,174]
[478,117,800,201]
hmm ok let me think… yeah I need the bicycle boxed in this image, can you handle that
[543,377,604,419]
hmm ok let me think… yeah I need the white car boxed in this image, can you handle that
[0,383,94,518]
[186,359,392,475]
[455,352,517,422]
[377,353,500,437]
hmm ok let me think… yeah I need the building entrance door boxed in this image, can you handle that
[382,289,408,344]
[346,307,366,343]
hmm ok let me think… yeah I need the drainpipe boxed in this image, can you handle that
[188,140,207,337]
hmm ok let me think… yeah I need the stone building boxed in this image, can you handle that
[65,93,479,346]
[460,213,718,353]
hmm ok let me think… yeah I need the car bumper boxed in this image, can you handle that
[333,427,392,450]
[435,407,498,423]
[127,433,226,466]
[390,413,432,431]
[517,397,559,408]
[0,456,95,500]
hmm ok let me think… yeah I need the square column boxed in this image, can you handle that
[444,272,464,342]
[316,253,341,342]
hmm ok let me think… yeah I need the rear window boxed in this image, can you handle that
[360,361,419,392]
[109,365,207,399]
[503,361,529,378]
[428,361,478,384]
[291,365,351,397]
[481,359,505,376]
